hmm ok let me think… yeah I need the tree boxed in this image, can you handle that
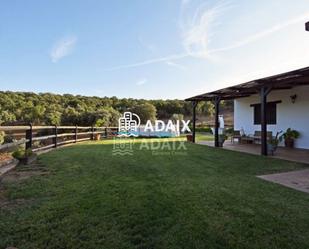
[171,113,184,121]
[131,103,157,124]
[196,101,215,117]
[94,108,120,127]
[0,91,229,126]
[61,107,80,125]
[0,110,16,125]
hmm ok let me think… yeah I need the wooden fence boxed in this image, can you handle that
[0,125,118,153]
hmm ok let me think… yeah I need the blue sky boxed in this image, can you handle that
[1,0,309,99]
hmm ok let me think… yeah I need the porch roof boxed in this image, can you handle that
[185,66,309,101]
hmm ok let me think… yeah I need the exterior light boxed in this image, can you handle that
[306,22,309,31]
[290,94,297,104]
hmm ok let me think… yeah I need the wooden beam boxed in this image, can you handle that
[250,100,282,107]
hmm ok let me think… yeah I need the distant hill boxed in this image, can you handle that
[0,91,233,127]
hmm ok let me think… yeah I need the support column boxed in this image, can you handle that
[260,86,271,156]
[192,101,198,143]
[214,97,220,147]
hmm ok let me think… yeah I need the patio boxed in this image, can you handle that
[198,140,309,164]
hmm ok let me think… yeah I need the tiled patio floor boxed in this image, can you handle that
[258,169,309,193]
[198,140,309,165]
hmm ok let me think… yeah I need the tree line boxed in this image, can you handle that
[0,91,231,126]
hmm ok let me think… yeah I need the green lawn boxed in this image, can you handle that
[1,139,309,249]
[181,132,214,142]
[195,132,214,142]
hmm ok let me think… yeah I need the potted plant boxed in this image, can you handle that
[280,128,300,148]
[218,134,228,147]
[94,133,101,140]
[12,148,37,165]
[267,131,283,155]
[186,134,193,142]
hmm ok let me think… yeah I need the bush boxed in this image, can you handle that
[3,134,15,144]
[225,128,234,135]
[12,148,34,160]
[12,148,25,159]
[0,131,4,145]
[25,148,34,157]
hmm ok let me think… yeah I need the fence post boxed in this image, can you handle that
[25,123,33,151]
[105,127,108,138]
[53,125,58,148]
[75,125,78,143]
[91,126,95,140]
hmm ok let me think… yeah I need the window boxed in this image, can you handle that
[251,101,281,125]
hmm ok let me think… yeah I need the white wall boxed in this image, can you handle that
[234,85,309,149]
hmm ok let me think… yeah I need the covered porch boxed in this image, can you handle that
[198,140,309,164]
[186,66,309,156]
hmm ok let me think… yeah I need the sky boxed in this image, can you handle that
[1,0,309,100]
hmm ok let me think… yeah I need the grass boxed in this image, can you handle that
[181,132,214,142]
[195,132,214,142]
[1,139,309,249]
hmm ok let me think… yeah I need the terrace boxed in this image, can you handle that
[199,140,309,165]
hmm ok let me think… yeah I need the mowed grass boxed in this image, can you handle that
[1,139,309,249]
[181,132,214,142]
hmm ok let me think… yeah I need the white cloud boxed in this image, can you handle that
[50,36,77,63]
[180,2,227,58]
[166,61,187,70]
[210,11,309,54]
[136,78,147,86]
[103,1,309,71]
[104,53,188,71]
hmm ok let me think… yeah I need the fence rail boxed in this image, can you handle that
[0,125,118,153]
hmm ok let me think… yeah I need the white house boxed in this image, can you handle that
[234,85,309,149]
[186,66,309,155]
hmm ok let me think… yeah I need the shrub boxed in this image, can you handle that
[0,131,4,145]
[12,148,34,160]
[25,148,34,157]
[3,134,15,143]
[225,128,234,135]
[12,148,25,159]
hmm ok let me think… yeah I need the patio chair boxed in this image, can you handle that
[231,130,241,143]
[252,131,273,143]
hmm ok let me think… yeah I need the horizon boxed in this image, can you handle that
[1,0,309,99]
[2,63,309,101]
